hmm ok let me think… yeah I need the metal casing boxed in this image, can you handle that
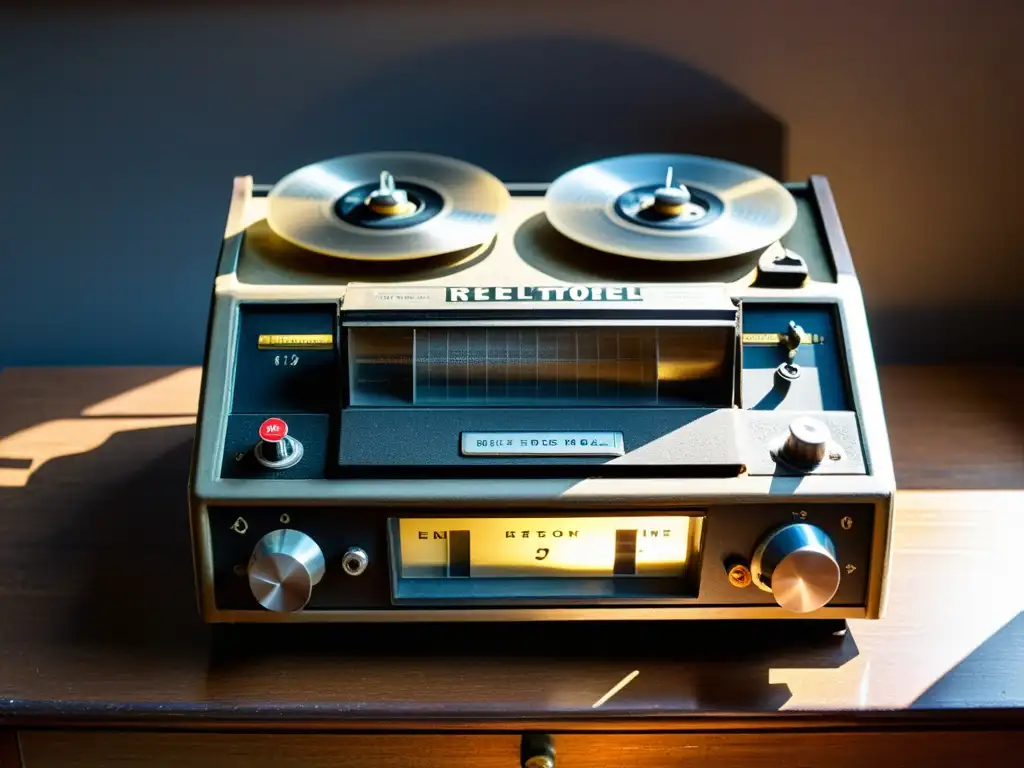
[187,172,896,623]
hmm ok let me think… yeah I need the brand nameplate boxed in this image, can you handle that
[446,286,641,303]
[341,284,735,312]
[461,431,625,457]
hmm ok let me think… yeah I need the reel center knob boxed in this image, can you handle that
[365,170,417,217]
[651,166,692,216]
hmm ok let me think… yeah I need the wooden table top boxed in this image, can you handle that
[0,365,1020,731]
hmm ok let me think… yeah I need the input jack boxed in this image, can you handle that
[342,547,369,576]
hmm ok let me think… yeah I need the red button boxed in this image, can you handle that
[259,417,288,443]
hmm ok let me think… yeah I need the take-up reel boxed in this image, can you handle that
[544,153,798,262]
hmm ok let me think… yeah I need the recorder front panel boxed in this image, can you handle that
[205,502,875,615]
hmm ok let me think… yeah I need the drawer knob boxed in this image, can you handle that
[521,734,555,768]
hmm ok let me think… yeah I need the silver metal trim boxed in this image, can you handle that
[342,319,736,328]
[505,182,550,193]
[205,605,868,623]
[254,435,304,470]
[195,476,895,503]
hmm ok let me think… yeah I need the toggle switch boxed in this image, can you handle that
[254,417,304,470]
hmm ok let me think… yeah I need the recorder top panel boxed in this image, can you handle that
[218,152,846,296]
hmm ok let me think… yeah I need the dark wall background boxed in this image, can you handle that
[1,0,1021,367]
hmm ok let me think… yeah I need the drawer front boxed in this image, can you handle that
[17,730,1024,768]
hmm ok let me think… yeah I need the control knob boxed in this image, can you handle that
[247,529,325,612]
[750,523,841,613]
[778,416,831,468]
[255,417,303,470]
[770,417,835,473]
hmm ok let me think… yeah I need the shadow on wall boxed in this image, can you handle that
[276,36,786,182]
[0,30,785,368]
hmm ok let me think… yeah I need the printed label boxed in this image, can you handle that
[460,431,624,457]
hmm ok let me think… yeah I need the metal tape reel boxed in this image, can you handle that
[545,153,797,262]
[266,152,510,261]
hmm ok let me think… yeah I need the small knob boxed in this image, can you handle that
[248,529,325,612]
[651,166,692,217]
[750,523,841,613]
[781,416,830,467]
[365,170,416,216]
[255,417,303,470]
[652,186,691,216]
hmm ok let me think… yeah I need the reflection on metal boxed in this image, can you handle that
[592,669,640,708]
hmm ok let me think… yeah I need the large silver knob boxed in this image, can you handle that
[247,529,325,612]
[750,523,840,613]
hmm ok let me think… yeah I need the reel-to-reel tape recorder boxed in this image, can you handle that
[188,151,895,623]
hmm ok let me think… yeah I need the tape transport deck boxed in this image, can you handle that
[188,151,896,623]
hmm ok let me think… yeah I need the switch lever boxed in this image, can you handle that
[783,321,804,361]
[776,321,805,380]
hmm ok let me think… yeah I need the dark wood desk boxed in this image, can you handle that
[0,366,1021,767]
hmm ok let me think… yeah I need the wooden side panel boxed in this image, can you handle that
[18,730,1024,768]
